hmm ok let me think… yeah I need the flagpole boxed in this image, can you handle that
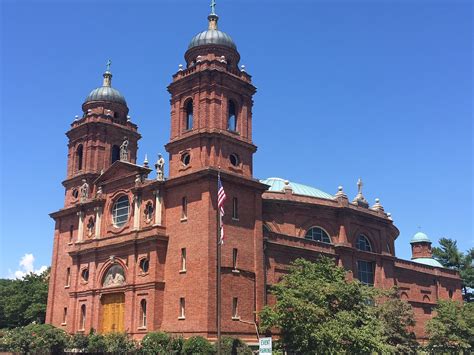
[216,171,222,355]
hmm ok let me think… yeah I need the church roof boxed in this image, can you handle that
[85,85,127,106]
[260,177,334,200]
[188,29,236,50]
[84,64,127,106]
[410,231,431,244]
[412,257,444,268]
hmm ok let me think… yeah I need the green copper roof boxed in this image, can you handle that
[410,231,431,244]
[260,177,334,200]
[412,257,443,268]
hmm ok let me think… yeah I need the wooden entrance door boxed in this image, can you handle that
[100,293,125,333]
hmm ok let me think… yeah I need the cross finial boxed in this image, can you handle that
[210,0,216,15]
[357,178,363,194]
[106,59,112,72]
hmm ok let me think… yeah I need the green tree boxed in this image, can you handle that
[375,288,418,353]
[426,300,474,352]
[259,257,391,354]
[0,323,70,354]
[140,331,183,354]
[432,238,474,300]
[0,267,50,328]
[182,336,215,355]
[217,336,252,355]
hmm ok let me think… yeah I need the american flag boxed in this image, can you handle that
[217,173,227,245]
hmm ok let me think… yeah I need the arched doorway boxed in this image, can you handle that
[100,293,125,333]
[100,264,126,333]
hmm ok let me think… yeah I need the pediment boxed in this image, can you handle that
[94,161,152,185]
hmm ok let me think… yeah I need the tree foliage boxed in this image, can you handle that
[217,336,253,355]
[432,238,474,301]
[0,323,70,353]
[374,288,418,353]
[259,257,418,354]
[140,331,183,354]
[182,335,215,354]
[0,268,50,328]
[426,300,474,352]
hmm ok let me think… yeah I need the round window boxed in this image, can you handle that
[229,153,239,167]
[140,258,149,273]
[112,196,130,228]
[81,269,89,282]
[181,152,191,166]
[72,189,79,199]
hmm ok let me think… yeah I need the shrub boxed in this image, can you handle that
[218,336,252,355]
[86,332,106,353]
[69,332,89,351]
[168,334,184,354]
[103,332,138,353]
[140,331,184,354]
[182,335,215,355]
[0,323,70,354]
[141,331,170,353]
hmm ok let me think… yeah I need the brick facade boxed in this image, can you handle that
[46,10,462,345]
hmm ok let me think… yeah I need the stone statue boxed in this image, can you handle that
[79,179,89,202]
[155,154,165,181]
[120,137,129,162]
[103,265,126,287]
[96,185,103,198]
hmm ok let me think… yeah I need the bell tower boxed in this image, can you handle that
[63,62,140,206]
[165,7,257,179]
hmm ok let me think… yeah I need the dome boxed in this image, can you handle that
[188,29,236,50]
[260,177,334,200]
[410,231,431,244]
[85,86,127,106]
[412,257,443,268]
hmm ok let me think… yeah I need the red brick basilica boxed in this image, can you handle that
[46,3,462,344]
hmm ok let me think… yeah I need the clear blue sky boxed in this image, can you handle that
[1,0,472,278]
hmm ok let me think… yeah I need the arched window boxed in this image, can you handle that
[185,99,193,130]
[227,100,237,131]
[80,304,86,330]
[76,145,83,171]
[111,145,120,163]
[305,227,331,243]
[103,264,126,288]
[140,299,147,328]
[356,235,372,252]
[112,196,130,227]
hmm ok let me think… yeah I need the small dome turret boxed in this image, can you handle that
[84,60,127,106]
[410,231,431,244]
[410,230,443,267]
[188,1,236,50]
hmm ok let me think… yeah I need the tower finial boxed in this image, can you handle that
[210,0,216,15]
[208,0,219,30]
[103,59,113,87]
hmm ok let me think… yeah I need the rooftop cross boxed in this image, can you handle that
[357,178,363,195]
[210,0,216,15]
[106,59,112,72]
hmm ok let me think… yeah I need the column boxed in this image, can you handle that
[133,194,141,230]
[94,206,102,239]
[77,211,84,242]
[154,189,162,226]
